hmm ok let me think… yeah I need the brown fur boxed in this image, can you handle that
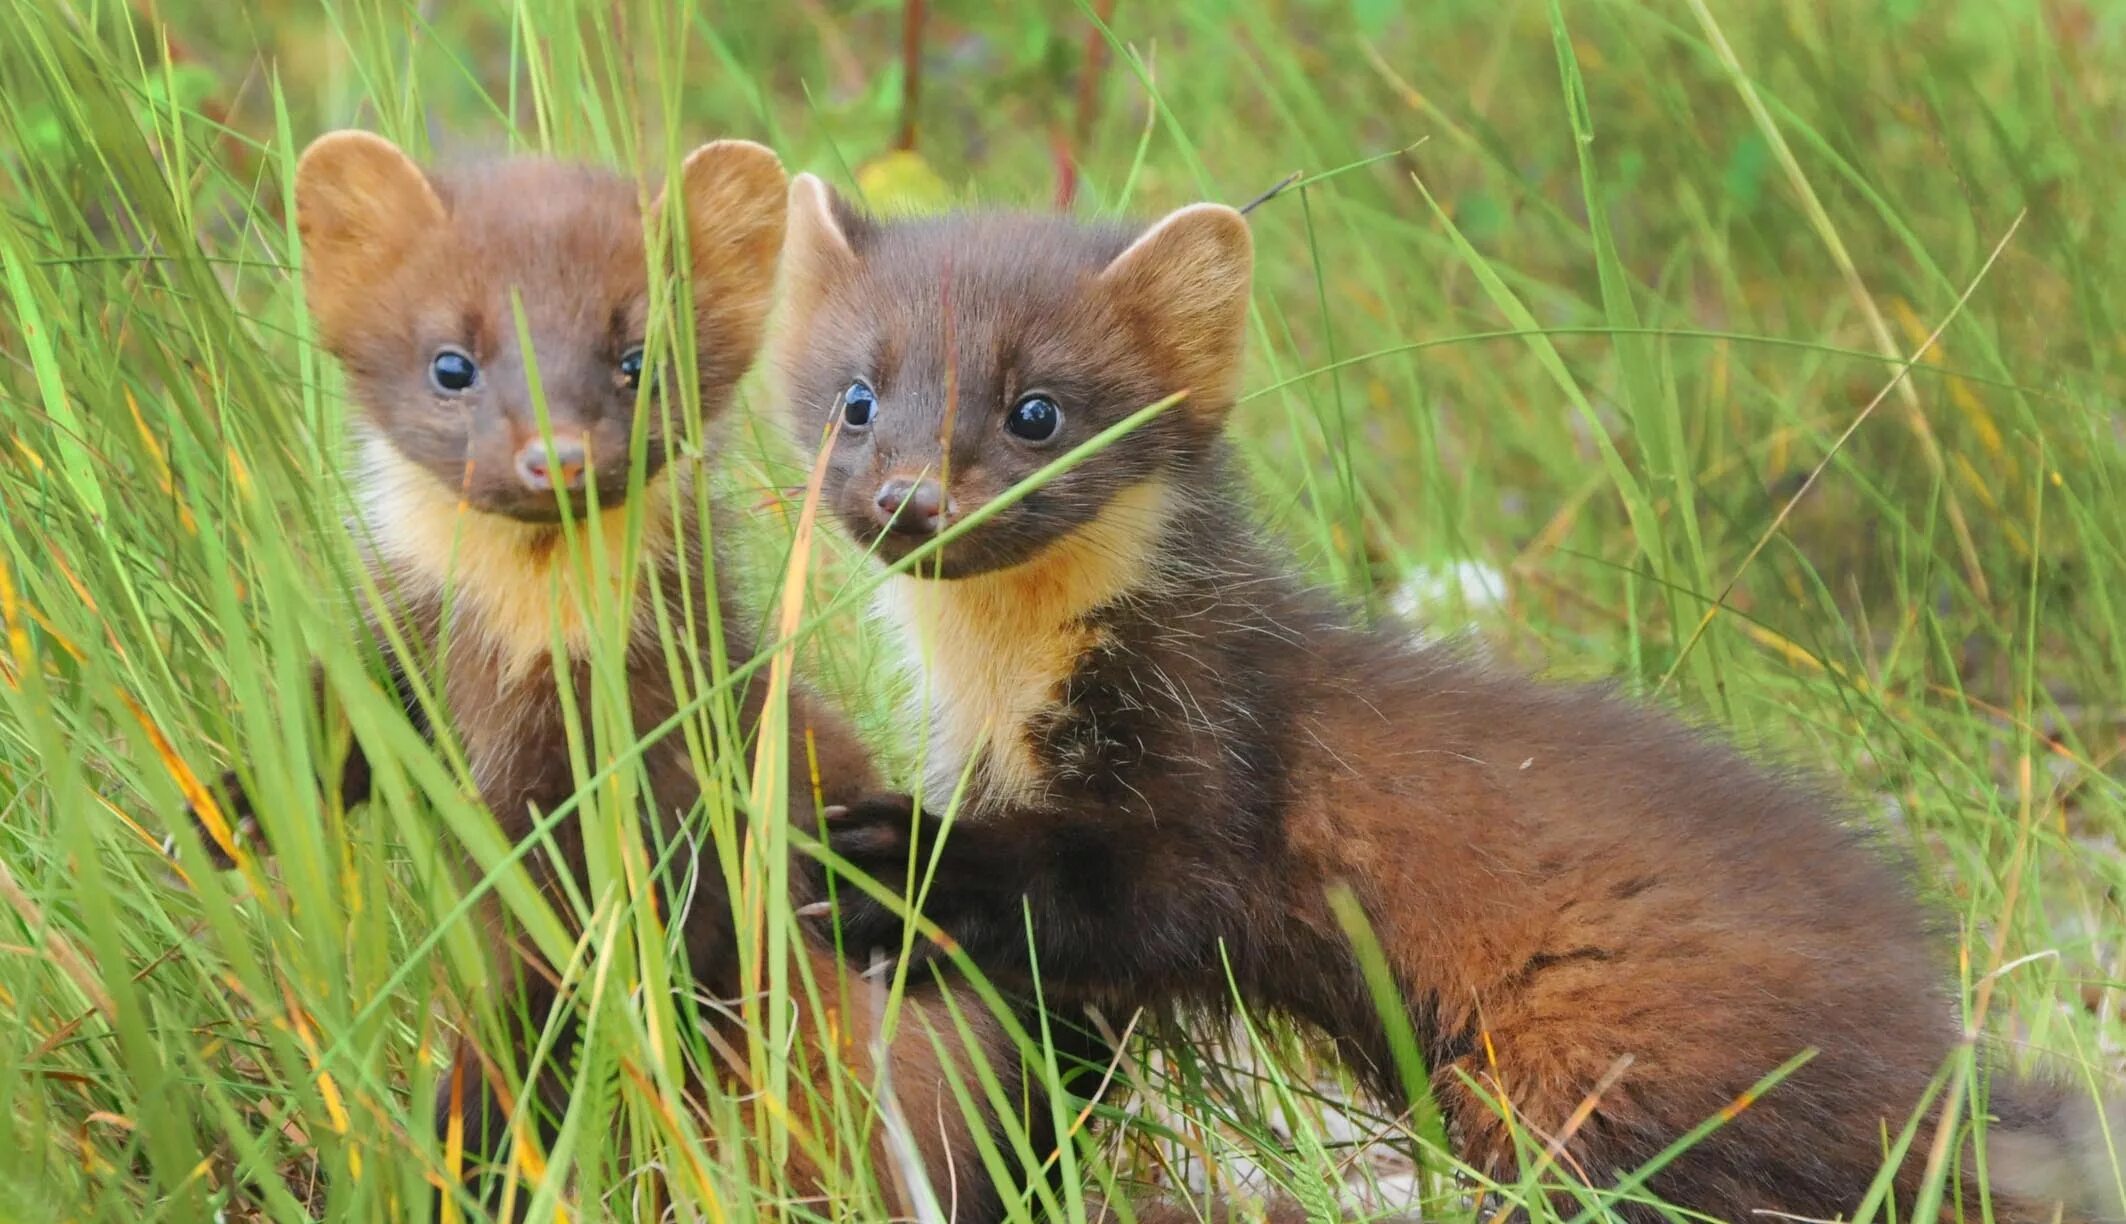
[778,178,2124,1222]
[209,134,1064,1220]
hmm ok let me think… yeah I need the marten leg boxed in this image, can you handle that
[179,656,423,866]
[779,945,1120,1224]
[432,973,575,1222]
[782,688,883,815]
[810,794,1257,1004]
[428,939,1099,1223]
[770,946,1003,1218]
[1430,1047,1658,1220]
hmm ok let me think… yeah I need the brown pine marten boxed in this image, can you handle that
[773,174,2126,1221]
[193,131,1074,1220]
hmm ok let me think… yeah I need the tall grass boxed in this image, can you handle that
[1,0,2122,1221]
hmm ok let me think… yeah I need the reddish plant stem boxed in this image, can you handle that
[1074,0,1118,149]
[897,0,927,152]
[1054,0,1118,210]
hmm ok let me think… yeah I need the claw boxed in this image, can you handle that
[821,805,849,822]
[794,900,834,919]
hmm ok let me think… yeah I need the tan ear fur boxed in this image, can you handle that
[779,172,861,332]
[657,140,789,371]
[293,131,444,346]
[1098,203,1254,422]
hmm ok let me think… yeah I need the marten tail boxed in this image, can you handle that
[1988,1077,2126,1222]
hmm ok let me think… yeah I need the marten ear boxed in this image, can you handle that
[781,173,863,329]
[657,140,788,371]
[1098,203,1254,424]
[294,130,444,347]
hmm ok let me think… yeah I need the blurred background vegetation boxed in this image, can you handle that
[2,0,2123,1220]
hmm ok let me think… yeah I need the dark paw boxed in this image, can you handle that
[821,793,925,877]
[801,794,939,954]
[165,769,260,869]
[808,887,927,960]
[433,1061,520,1222]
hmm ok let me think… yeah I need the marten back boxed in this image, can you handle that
[777,176,2124,1222]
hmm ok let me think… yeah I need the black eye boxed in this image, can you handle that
[619,346,645,391]
[430,347,477,394]
[841,380,877,430]
[1005,394,1062,444]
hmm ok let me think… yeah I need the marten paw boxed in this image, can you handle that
[164,769,262,869]
[802,882,927,962]
[818,793,935,876]
[826,904,951,980]
[802,794,945,954]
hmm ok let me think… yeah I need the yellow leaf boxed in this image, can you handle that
[854,150,954,214]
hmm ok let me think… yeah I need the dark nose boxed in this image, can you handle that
[871,476,954,536]
[515,436,587,492]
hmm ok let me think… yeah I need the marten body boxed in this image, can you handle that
[211,134,1055,1220]
[776,180,2121,1220]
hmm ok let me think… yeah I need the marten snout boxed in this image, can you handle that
[514,434,587,493]
[430,397,647,521]
[871,474,956,537]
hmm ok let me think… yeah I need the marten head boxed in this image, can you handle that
[293,132,787,523]
[772,176,1253,578]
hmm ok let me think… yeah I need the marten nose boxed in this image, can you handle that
[872,475,955,536]
[515,437,587,492]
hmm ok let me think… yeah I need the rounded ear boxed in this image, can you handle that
[780,172,862,330]
[657,139,789,377]
[293,131,444,347]
[1098,203,1254,423]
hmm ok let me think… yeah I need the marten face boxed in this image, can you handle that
[773,178,1253,578]
[293,133,786,523]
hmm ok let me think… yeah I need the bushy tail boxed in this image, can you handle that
[1988,1080,2126,1222]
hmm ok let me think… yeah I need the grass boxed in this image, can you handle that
[2,0,2124,1220]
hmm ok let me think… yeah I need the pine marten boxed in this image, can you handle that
[773,175,2126,1221]
[191,131,1075,1220]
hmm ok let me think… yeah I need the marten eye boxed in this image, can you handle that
[840,380,877,430]
[1005,394,1062,444]
[618,346,645,392]
[430,347,478,394]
